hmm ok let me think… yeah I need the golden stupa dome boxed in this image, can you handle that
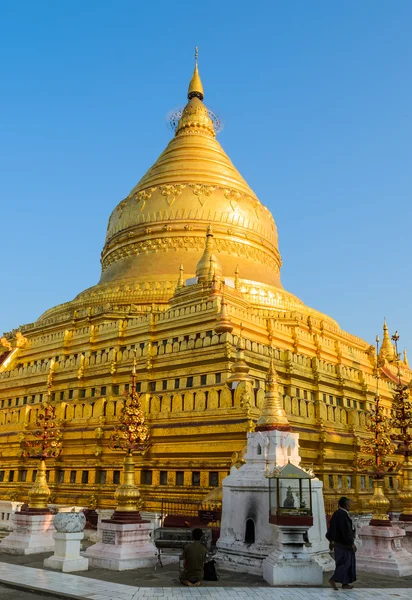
[38,52,335,324]
[96,58,281,296]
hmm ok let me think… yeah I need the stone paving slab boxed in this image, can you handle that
[0,562,411,600]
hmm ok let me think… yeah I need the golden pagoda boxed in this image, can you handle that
[0,52,410,513]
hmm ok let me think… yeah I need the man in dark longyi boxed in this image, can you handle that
[326,496,356,590]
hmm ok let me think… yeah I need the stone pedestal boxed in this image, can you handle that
[44,532,88,572]
[216,429,332,574]
[357,525,412,576]
[263,525,323,586]
[0,512,54,554]
[0,501,23,531]
[85,520,157,570]
[391,521,412,555]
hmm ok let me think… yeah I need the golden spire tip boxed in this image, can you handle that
[188,46,204,101]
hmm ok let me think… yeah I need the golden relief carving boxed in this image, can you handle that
[135,187,156,212]
[189,184,215,206]
[159,184,186,207]
[224,188,242,211]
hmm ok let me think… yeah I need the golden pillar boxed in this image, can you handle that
[113,454,141,513]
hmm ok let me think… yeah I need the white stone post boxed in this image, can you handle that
[43,511,88,572]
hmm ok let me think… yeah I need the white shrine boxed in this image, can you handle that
[215,353,332,584]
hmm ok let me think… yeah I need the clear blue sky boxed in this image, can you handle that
[1,1,411,354]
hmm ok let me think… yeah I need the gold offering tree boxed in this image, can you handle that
[109,351,150,520]
[109,352,150,456]
[355,336,397,524]
[21,361,62,512]
[391,332,412,520]
[21,403,62,461]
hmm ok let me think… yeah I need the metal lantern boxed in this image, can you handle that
[267,462,313,526]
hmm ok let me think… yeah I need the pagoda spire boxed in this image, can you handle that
[255,353,290,431]
[214,297,233,334]
[379,318,396,363]
[175,49,214,138]
[404,349,409,368]
[226,326,253,386]
[188,46,204,101]
[196,225,222,283]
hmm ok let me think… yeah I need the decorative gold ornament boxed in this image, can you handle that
[27,460,51,511]
[0,336,12,351]
[369,478,390,522]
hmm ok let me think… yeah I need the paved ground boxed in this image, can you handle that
[0,547,411,599]
[1,551,412,589]
[0,584,62,599]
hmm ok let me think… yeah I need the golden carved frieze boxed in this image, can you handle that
[135,187,156,212]
[104,184,276,245]
[101,234,281,273]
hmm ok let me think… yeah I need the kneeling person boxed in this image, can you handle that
[181,528,207,587]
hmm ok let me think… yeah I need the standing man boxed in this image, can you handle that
[326,496,357,590]
[180,528,207,587]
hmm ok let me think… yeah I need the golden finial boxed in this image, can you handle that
[234,265,240,290]
[404,349,409,368]
[188,46,204,101]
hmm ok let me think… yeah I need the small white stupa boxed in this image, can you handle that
[216,351,332,575]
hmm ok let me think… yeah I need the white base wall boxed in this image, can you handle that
[357,525,412,577]
[85,520,158,571]
[0,513,54,555]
